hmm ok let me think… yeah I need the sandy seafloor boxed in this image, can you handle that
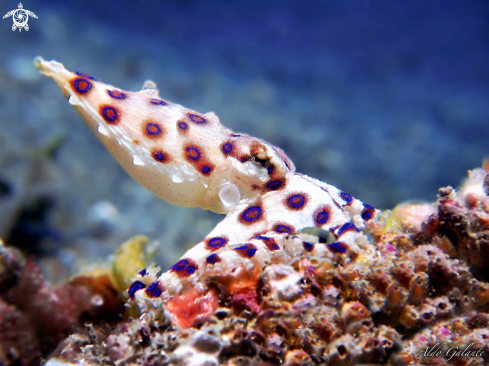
[0,0,488,281]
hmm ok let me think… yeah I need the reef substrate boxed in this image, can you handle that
[2,169,489,365]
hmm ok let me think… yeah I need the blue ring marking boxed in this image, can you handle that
[73,78,91,93]
[364,204,375,210]
[317,211,329,224]
[178,121,188,130]
[150,99,167,105]
[246,248,256,257]
[128,281,146,298]
[242,207,261,222]
[303,241,314,252]
[186,147,200,161]
[288,195,305,208]
[202,166,210,173]
[267,181,282,190]
[75,72,95,80]
[235,245,248,250]
[173,260,188,271]
[138,269,147,276]
[151,288,162,297]
[153,152,164,161]
[341,192,352,203]
[328,242,347,253]
[108,90,125,99]
[240,157,246,162]
[361,211,372,220]
[186,266,196,274]
[102,106,117,122]
[337,223,357,236]
[189,114,206,123]
[206,253,218,264]
[146,282,157,292]
[275,225,291,233]
[268,167,273,174]
[254,235,269,241]
[231,134,240,137]
[271,244,279,250]
[222,143,232,153]
[208,238,226,248]
[146,123,160,135]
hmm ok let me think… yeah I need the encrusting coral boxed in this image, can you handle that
[43,169,489,366]
[1,58,488,365]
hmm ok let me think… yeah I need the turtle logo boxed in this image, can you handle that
[3,3,38,32]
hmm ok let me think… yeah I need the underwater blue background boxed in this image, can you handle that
[0,0,488,278]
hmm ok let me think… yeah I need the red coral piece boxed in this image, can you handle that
[166,289,218,328]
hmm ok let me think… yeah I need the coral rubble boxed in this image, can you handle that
[0,239,124,365]
[37,169,489,365]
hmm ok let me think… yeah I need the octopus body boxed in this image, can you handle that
[35,57,376,322]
